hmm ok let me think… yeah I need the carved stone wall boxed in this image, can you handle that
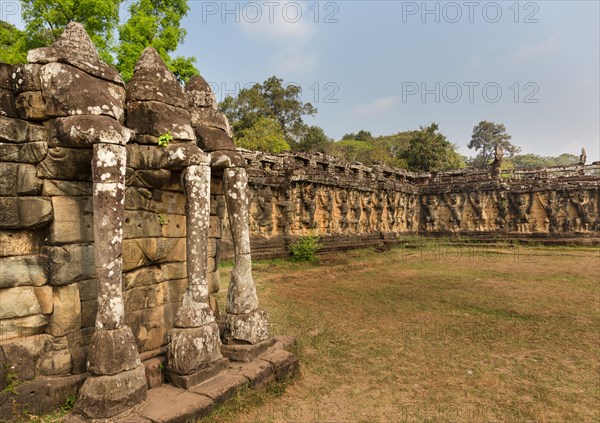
[218,151,600,259]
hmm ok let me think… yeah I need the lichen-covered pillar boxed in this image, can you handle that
[75,143,147,419]
[223,166,270,344]
[166,163,224,388]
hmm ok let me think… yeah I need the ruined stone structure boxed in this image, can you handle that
[0,24,285,422]
[0,22,599,422]
[224,151,600,258]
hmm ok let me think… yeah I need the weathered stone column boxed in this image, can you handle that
[166,163,226,389]
[74,143,147,419]
[223,166,270,344]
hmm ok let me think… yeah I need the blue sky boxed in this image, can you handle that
[4,0,599,160]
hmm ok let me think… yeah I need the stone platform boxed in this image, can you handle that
[63,336,298,423]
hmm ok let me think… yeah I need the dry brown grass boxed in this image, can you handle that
[212,242,600,423]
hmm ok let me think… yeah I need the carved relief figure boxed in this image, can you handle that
[351,191,363,232]
[444,192,465,231]
[319,187,334,232]
[256,186,274,235]
[537,191,561,233]
[421,195,439,231]
[386,191,399,231]
[362,193,374,232]
[510,193,533,232]
[374,191,386,231]
[338,190,350,233]
[406,195,417,231]
[469,191,488,231]
[493,191,509,230]
[301,183,317,229]
[571,190,593,231]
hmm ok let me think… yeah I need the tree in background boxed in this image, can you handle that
[234,116,290,154]
[403,123,465,172]
[295,126,332,153]
[505,153,579,169]
[468,121,520,168]
[117,0,197,82]
[0,21,28,63]
[341,130,373,142]
[0,0,198,82]
[220,76,317,148]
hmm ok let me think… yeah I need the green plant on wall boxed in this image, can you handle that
[158,132,173,148]
[289,234,322,262]
[1,363,19,395]
[157,213,168,226]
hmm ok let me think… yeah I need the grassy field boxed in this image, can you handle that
[208,241,600,423]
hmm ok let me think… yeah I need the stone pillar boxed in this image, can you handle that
[166,163,226,389]
[74,143,147,419]
[223,166,270,344]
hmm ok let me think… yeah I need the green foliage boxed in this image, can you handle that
[117,0,198,82]
[327,132,412,168]
[220,76,317,146]
[504,153,579,169]
[157,131,173,148]
[234,116,290,153]
[468,121,520,168]
[341,130,373,142]
[157,213,168,226]
[0,21,28,63]
[19,0,122,64]
[294,125,332,153]
[403,123,465,172]
[289,234,322,262]
[1,363,19,395]
[61,394,76,413]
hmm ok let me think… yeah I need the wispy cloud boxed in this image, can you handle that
[353,96,398,115]
[512,35,561,61]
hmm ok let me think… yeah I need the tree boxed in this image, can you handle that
[468,121,520,168]
[0,21,28,63]
[19,0,122,64]
[220,76,317,145]
[234,116,290,153]
[341,130,372,142]
[117,0,198,82]
[295,126,332,153]
[1,1,198,82]
[403,123,464,172]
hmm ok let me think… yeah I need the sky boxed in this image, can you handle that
[3,0,599,160]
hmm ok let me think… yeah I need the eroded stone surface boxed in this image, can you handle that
[224,309,270,345]
[87,327,141,375]
[166,324,223,375]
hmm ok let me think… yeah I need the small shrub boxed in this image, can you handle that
[61,394,76,413]
[289,234,322,262]
[157,213,168,226]
[158,131,173,148]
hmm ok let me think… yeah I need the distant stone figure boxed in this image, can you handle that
[579,148,587,165]
[491,144,503,177]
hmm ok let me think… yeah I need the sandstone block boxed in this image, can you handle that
[185,75,218,108]
[78,279,97,302]
[0,255,48,288]
[0,334,50,382]
[42,179,92,196]
[80,299,98,328]
[11,64,43,93]
[27,22,123,85]
[46,244,95,285]
[123,267,161,290]
[195,126,235,152]
[166,324,223,376]
[87,327,141,376]
[49,196,93,244]
[123,237,186,271]
[190,107,232,135]
[74,364,147,420]
[124,284,165,312]
[16,91,47,120]
[50,115,133,148]
[224,309,270,345]
[0,230,41,257]
[34,286,53,314]
[126,100,194,140]
[40,62,125,120]
[38,347,72,376]
[0,314,48,341]
[0,141,47,163]
[126,168,171,189]
[127,47,187,108]
[143,357,165,389]
[126,306,167,352]
[0,286,42,319]
[46,284,81,336]
[0,115,47,143]
[37,147,93,180]
[0,87,17,118]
